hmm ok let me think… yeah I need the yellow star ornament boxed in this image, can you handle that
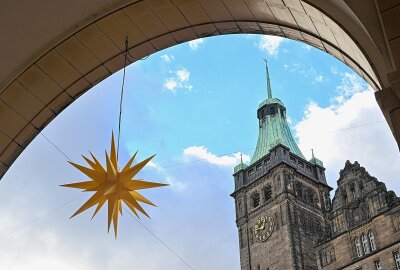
[61,133,168,237]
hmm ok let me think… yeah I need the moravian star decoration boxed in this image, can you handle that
[61,133,168,237]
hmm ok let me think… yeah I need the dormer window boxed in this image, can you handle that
[256,163,262,171]
[270,107,275,115]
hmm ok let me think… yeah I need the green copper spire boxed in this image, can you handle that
[250,61,304,164]
[264,59,272,99]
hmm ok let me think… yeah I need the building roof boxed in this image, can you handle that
[250,98,305,163]
[249,61,305,164]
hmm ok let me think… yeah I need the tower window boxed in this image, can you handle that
[265,158,270,164]
[256,163,262,171]
[307,189,315,205]
[343,191,348,203]
[270,107,275,115]
[295,182,303,198]
[264,185,272,202]
[252,192,260,208]
[298,161,304,168]
[248,169,254,176]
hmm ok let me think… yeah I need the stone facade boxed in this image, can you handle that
[233,157,400,270]
[316,161,400,270]
[232,144,332,270]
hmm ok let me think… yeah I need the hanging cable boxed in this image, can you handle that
[0,194,84,240]
[117,36,129,159]
[124,208,195,270]
[40,133,72,162]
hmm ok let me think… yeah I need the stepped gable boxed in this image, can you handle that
[331,160,398,229]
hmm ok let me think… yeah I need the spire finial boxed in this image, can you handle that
[240,153,243,163]
[311,149,315,158]
[264,59,272,99]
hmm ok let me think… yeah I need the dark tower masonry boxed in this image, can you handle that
[232,62,332,270]
[233,62,400,270]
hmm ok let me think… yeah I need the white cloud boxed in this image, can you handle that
[147,161,186,191]
[188,38,204,50]
[284,62,324,84]
[314,75,323,83]
[163,68,193,93]
[163,78,178,92]
[160,54,174,62]
[336,72,365,98]
[183,146,250,167]
[295,73,400,193]
[257,35,285,56]
[176,68,190,82]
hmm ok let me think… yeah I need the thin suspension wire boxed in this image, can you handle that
[332,120,385,132]
[124,208,195,270]
[40,133,72,162]
[140,118,387,173]
[0,118,387,260]
[0,194,84,240]
[117,36,129,160]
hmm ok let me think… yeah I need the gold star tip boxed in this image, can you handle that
[62,133,168,237]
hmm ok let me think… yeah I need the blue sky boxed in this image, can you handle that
[0,34,399,270]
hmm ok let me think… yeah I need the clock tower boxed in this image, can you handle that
[232,61,332,270]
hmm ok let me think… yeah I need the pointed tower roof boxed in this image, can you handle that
[250,60,304,164]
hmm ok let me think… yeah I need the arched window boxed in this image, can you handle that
[295,182,303,199]
[369,230,377,251]
[307,189,314,205]
[252,192,260,208]
[270,106,275,115]
[355,237,363,257]
[264,185,272,203]
[361,234,370,254]
[350,184,356,200]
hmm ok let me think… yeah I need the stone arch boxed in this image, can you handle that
[0,0,399,179]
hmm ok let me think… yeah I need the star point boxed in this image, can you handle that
[62,134,168,237]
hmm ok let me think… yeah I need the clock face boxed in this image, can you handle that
[253,215,274,242]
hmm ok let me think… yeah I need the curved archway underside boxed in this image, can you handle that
[0,0,399,178]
